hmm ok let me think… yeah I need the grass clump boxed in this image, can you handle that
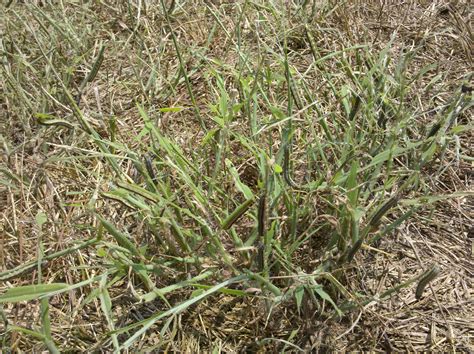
[1,1,472,351]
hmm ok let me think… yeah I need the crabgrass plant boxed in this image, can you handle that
[1,1,472,351]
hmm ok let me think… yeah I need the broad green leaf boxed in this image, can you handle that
[96,247,107,257]
[269,105,286,120]
[400,191,474,206]
[365,141,424,170]
[201,127,220,146]
[295,286,304,313]
[35,211,47,227]
[35,113,74,129]
[97,215,141,257]
[191,283,247,297]
[158,107,184,113]
[99,275,119,351]
[273,163,283,174]
[0,284,68,303]
[221,198,255,230]
[226,159,254,199]
[313,286,342,316]
[346,160,359,207]
[450,124,473,134]
[422,142,437,162]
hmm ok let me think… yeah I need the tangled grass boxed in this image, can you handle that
[1,1,472,351]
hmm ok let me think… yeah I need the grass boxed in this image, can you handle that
[1,1,472,351]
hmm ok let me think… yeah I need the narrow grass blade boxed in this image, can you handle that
[0,284,69,303]
[221,198,255,230]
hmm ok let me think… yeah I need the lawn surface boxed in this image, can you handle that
[1,1,473,352]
